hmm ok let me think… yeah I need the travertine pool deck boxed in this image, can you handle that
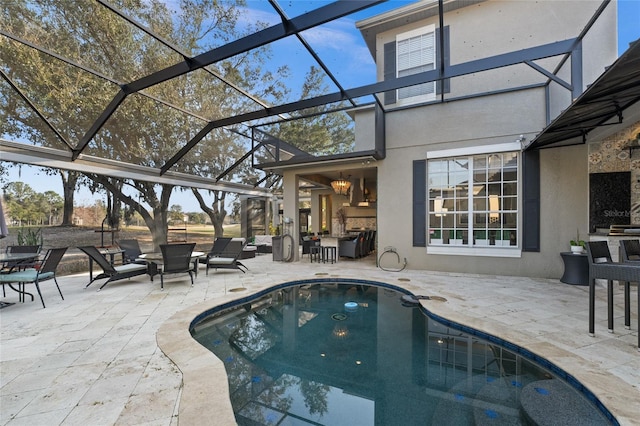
[1,253,638,425]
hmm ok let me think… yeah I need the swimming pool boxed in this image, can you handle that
[190,279,615,425]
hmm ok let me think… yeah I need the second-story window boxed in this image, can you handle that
[397,26,436,102]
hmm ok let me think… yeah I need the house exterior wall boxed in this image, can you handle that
[353,106,376,151]
[359,0,617,278]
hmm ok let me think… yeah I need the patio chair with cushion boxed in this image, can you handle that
[206,238,248,275]
[0,247,67,308]
[339,233,363,259]
[117,239,146,264]
[586,241,640,349]
[79,245,149,291]
[159,243,196,290]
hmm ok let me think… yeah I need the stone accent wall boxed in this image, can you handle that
[588,121,640,224]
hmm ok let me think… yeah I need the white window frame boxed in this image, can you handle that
[426,143,522,258]
[396,25,436,106]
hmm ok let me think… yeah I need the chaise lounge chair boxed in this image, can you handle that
[205,238,248,275]
[78,245,149,291]
[199,237,232,268]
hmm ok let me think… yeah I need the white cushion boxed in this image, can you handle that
[253,235,273,246]
[208,257,235,265]
[114,263,147,273]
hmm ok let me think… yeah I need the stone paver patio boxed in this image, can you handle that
[1,253,638,425]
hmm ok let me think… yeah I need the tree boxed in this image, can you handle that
[40,191,64,225]
[60,170,80,226]
[1,0,289,250]
[266,66,355,156]
[3,182,36,225]
[2,2,356,246]
[192,188,228,237]
[169,204,184,223]
[2,182,63,225]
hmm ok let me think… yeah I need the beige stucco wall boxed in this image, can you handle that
[376,141,587,278]
[366,0,616,278]
[375,0,617,105]
[353,106,376,151]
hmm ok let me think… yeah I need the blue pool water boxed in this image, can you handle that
[190,280,615,425]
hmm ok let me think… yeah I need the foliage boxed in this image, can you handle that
[169,204,185,222]
[263,66,355,158]
[17,227,43,246]
[268,222,279,236]
[570,228,586,248]
[2,181,64,225]
[0,0,290,249]
[1,1,356,248]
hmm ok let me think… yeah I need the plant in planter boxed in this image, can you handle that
[570,229,586,254]
[17,227,43,247]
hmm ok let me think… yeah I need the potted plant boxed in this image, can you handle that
[570,229,586,254]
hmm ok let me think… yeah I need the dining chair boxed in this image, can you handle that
[117,239,146,264]
[585,241,640,345]
[159,243,196,289]
[0,247,67,308]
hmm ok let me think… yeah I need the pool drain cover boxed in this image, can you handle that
[398,278,411,282]
[315,272,329,276]
[331,313,347,321]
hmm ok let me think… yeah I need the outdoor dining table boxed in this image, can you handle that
[0,252,40,266]
[0,251,41,304]
[138,251,205,279]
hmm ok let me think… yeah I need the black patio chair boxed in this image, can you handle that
[0,247,67,308]
[301,237,320,258]
[205,238,247,275]
[117,239,146,264]
[78,245,149,291]
[339,233,362,259]
[159,243,196,289]
[586,241,640,348]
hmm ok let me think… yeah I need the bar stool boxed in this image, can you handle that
[322,246,337,264]
[310,245,322,263]
[586,241,640,351]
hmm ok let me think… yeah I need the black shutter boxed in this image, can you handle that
[522,150,540,252]
[413,160,427,247]
[383,41,396,105]
[435,26,450,95]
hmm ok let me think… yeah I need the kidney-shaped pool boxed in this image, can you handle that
[190,279,616,425]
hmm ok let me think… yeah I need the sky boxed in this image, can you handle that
[2,0,640,212]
